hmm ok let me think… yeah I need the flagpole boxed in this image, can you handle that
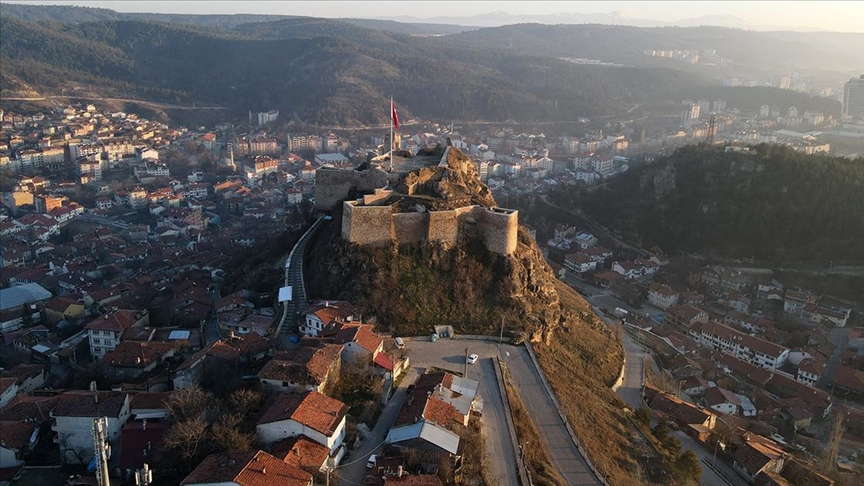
[390,96,394,155]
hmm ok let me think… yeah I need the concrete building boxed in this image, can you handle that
[256,391,348,452]
[52,390,131,464]
[842,75,864,120]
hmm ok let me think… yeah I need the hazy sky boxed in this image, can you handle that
[7,1,864,32]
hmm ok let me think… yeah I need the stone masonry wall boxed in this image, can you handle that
[343,202,519,256]
[316,167,389,211]
[392,212,428,245]
[427,210,461,247]
[479,207,519,256]
[342,201,393,246]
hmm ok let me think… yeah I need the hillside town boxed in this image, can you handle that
[542,216,862,484]
[0,96,861,486]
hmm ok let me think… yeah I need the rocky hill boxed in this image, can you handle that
[307,149,565,342]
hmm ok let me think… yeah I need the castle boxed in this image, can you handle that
[316,147,519,256]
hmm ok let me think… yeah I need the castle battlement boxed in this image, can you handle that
[342,198,518,255]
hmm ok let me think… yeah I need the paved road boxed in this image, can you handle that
[333,369,414,486]
[818,326,851,390]
[618,333,646,409]
[406,340,520,486]
[409,339,600,485]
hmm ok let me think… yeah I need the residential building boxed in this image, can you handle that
[270,436,330,475]
[648,283,680,310]
[332,323,384,367]
[705,387,741,415]
[84,310,149,359]
[300,301,355,337]
[664,305,709,330]
[564,253,597,273]
[690,321,790,370]
[0,419,38,467]
[732,437,787,484]
[181,450,312,486]
[52,390,131,464]
[256,391,349,452]
[257,344,343,394]
[796,359,822,386]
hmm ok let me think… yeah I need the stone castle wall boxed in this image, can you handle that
[316,167,390,211]
[392,212,428,244]
[343,201,518,256]
[341,202,392,246]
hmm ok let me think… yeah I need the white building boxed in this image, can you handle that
[84,310,149,359]
[256,391,348,452]
[648,283,680,310]
[52,390,131,464]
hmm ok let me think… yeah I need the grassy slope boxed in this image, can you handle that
[533,280,640,484]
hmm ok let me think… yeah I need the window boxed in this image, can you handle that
[92,338,101,345]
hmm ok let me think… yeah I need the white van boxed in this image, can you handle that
[395,337,405,349]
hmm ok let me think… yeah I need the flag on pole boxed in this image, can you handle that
[391,99,400,131]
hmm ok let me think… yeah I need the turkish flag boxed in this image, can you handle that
[391,100,400,131]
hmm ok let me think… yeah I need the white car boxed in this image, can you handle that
[366,454,377,469]
[467,353,479,364]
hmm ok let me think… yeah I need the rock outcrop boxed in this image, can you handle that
[306,147,567,343]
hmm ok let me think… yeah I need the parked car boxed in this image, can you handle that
[367,454,378,469]
[467,353,479,365]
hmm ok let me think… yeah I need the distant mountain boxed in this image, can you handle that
[0,15,723,126]
[442,24,863,76]
[0,3,476,35]
[0,4,850,126]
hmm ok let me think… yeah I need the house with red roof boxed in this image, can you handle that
[257,344,343,394]
[270,436,330,475]
[181,450,312,486]
[256,391,349,453]
[0,420,38,467]
[51,390,131,464]
[705,387,741,415]
[333,323,384,368]
[101,341,176,380]
[299,301,356,337]
[84,309,149,359]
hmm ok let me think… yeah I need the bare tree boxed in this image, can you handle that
[162,418,208,469]
[166,385,210,422]
[210,412,254,453]
[228,388,263,417]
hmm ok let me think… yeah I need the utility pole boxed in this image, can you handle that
[135,464,152,486]
[93,417,110,486]
[499,317,505,344]
[464,348,469,377]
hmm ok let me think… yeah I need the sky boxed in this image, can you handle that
[6,1,864,33]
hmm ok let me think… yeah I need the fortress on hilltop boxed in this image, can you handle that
[315,147,518,256]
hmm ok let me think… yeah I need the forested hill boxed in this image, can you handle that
[550,145,864,263]
[0,15,720,126]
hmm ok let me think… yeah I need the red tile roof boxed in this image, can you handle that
[206,341,242,361]
[0,394,60,421]
[270,436,329,474]
[257,391,348,437]
[181,450,312,486]
[334,324,382,354]
[52,391,128,418]
[0,420,37,450]
[103,341,174,368]
[84,310,143,333]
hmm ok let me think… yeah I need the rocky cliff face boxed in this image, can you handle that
[306,147,568,343]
